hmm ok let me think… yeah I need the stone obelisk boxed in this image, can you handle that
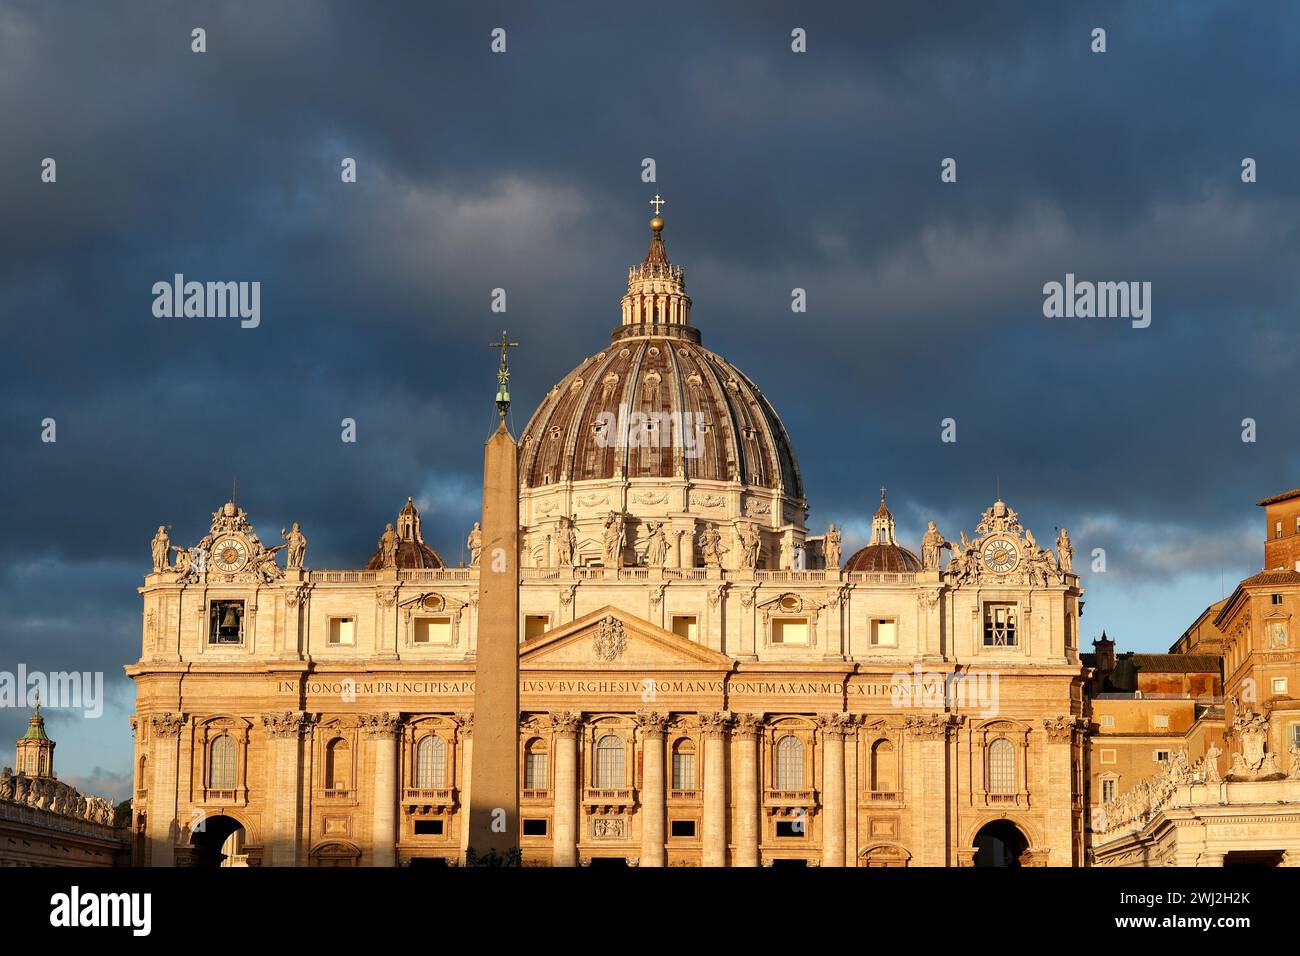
[468,330,520,862]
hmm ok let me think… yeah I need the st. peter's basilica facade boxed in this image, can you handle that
[128,214,1090,867]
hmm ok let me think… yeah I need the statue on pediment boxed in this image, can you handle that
[467,522,482,567]
[921,521,948,571]
[558,517,577,567]
[151,526,171,572]
[698,522,727,568]
[281,522,307,569]
[824,523,841,570]
[645,521,669,568]
[603,512,626,569]
[737,522,762,570]
[1056,528,1074,573]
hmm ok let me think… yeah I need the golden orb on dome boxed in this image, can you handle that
[649,215,664,232]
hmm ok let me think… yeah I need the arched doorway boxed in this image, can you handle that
[190,815,248,868]
[972,820,1028,868]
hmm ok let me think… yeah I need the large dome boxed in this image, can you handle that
[520,336,802,493]
[519,214,802,497]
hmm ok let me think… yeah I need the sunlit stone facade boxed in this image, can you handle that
[129,217,1090,867]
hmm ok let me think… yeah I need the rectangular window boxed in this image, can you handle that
[208,600,245,644]
[525,752,548,790]
[771,618,809,646]
[1100,749,1116,764]
[1276,521,1283,539]
[522,818,548,837]
[1273,593,1284,605]
[524,615,549,641]
[413,819,444,835]
[870,619,896,647]
[672,751,695,790]
[670,819,696,838]
[671,616,698,641]
[1291,724,1300,749]
[413,617,452,645]
[775,820,804,838]
[328,617,355,646]
[1101,778,1116,803]
[1154,750,1170,763]
[1100,715,1116,729]
[1272,678,1288,695]
[983,604,1017,647]
[1153,714,1169,729]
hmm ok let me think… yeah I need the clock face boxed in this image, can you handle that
[211,536,249,573]
[982,537,1020,573]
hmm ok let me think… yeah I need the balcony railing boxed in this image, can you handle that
[763,789,818,815]
[583,788,636,813]
[321,788,353,800]
[522,789,550,801]
[866,790,900,802]
[204,788,239,803]
[669,789,700,801]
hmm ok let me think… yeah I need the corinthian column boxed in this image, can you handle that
[456,714,473,862]
[147,712,184,868]
[817,713,853,867]
[732,713,763,867]
[551,712,581,867]
[262,711,312,867]
[636,712,669,867]
[700,711,732,867]
[362,713,401,866]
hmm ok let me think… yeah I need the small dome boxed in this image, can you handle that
[844,542,922,574]
[365,497,445,570]
[842,488,920,573]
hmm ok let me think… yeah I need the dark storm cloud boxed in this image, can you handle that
[2,1,1299,787]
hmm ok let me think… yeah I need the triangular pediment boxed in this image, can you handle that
[520,606,734,669]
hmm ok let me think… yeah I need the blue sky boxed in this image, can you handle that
[2,1,1298,799]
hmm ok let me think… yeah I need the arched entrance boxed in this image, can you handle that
[972,820,1028,868]
[190,815,248,868]
[311,842,362,867]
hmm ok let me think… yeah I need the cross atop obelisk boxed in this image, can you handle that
[489,329,519,422]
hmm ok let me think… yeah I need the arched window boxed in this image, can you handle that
[775,735,803,790]
[326,737,351,790]
[209,735,236,789]
[595,734,625,788]
[524,738,548,790]
[988,738,1016,794]
[672,738,696,790]
[870,739,896,792]
[138,755,150,792]
[416,735,446,788]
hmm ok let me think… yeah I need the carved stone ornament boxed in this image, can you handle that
[593,616,628,662]
[816,712,857,737]
[377,586,399,609]
[360,712,402,738]
[698,711,732,738]
[149,712,185,738]
[633,492,669,506]
[592,817,626,840]
[454,713,474,737]
[634,712,670,735]
[285,583,313,608]
[1041,715,1078,741]
[731,713,764,738]
[262,711,313,738]
[902,714,952,740]
[550,712,582,736]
